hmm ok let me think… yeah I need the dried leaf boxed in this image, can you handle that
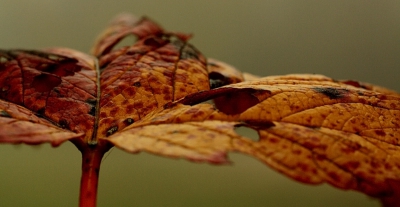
[91,14,163,57]
[0,48,96,144]
[96,33,209,139]
[1,13,400,206]
[108,74,400,203]
[0,99,82,145]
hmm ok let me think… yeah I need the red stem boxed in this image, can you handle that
[78,144,109,207]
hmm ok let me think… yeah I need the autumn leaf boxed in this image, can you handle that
[0,48,96,145]
[1,13,400,207]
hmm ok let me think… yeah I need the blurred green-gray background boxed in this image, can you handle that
[1,1,399,206]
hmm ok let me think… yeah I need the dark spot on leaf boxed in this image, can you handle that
[89,106,96,116]
[340,139,361,154]
[135,102,144,109]
[375,130,386,136]
[297,163,309,172]
[163,102,175,109]
[312,87,348,99]
[267,137,279,143]
[106,126,118,136]
[209,72,229,89]
[86,99,97,106]
[327,172,341,182]
[385,163,393,170]
[214,88,261,115]
[125,104,136,114]
[178,88,270,112]
[52,88,61,95]
[124,118,134,125]
[45,59,80,76]
[143,37,166,47]
[59,119,68,129]
[100,112,107,118]
[124,87,136,96]
[36,107,45,116]
[315,154,326,161]
[0,110,11,118]
[31,73,62,92]
[109,107,118,116]
[133,82,141,87]
[344,161,360,169]
[371,160,381,169]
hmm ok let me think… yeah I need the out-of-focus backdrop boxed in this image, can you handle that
[1,1,399,207]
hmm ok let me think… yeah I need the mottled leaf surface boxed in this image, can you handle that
[108,74,400,205]
[1,13,400,206]
[94,16,209,139]
[0,48,96,145]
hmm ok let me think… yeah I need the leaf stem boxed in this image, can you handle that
[78,144,108,207]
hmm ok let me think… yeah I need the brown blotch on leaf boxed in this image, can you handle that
[340,139,361,154]
[106,126,118,136]
[312,87,349,99]
[124,118,134,125]
[327,172,341,182]
[344,161,361,170]
[375,130,387,137]
[124,104,135,114]
[214,89,261,115]
[36,107,46,116]
[85,99,97,106]
[45,59,80,77]
[163,102,175,109]
[31,73,62,92]
[133,82,141,87]
[59,119,68,129]
[143,37,167,48]
[209,72,229,89]
[109,107,119,116]
[88,106,96,116]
